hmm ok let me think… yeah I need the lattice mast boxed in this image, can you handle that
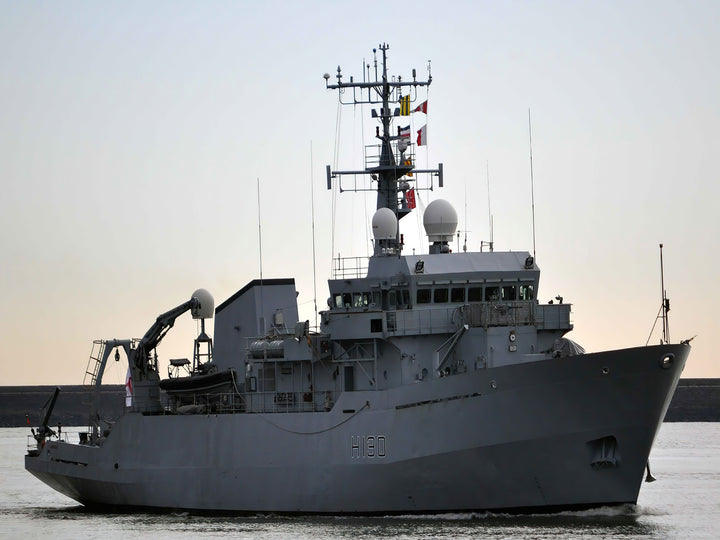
[324,43,442,256]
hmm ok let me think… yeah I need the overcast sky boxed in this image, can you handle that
[1,0,718,385]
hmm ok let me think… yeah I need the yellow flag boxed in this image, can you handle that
[400,95,410,116]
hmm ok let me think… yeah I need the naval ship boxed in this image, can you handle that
[26,44,690,514]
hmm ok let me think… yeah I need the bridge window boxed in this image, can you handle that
[417,288,431,304]
[485,286,500,301]
[451,287,466,303]
[434,288,449,303]
[519,284,534,300]
[468,287,482,302]
[502,285,517,301]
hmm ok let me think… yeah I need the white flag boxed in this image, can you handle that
[416,125,427,146]
[125,367,133,407]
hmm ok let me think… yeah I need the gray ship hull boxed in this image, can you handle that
[26,344,688,513]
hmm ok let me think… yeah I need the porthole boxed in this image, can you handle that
[602,366,610,375]
[660,353,675,370]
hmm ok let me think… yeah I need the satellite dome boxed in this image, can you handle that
[191,288,215,319]
[372,207,398,240]
[423,199,458,241]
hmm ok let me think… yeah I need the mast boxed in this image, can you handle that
[324,43,443,257]
[377,44,398,215]
[660,243,670,343]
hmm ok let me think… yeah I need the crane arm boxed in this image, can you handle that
[133,297,199,375]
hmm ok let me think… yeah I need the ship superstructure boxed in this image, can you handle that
[25,44,690,514]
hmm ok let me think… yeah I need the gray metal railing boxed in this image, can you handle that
[385,301,569,335]
[161,390,338,415]
[332,256,368,279]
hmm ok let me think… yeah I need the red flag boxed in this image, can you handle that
[413,100,428,114]
[406,188,416,209]
[417,125,427,146]
[125,367,133,407]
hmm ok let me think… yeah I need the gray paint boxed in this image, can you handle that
[25,46,690,514]
[27,344,688,512]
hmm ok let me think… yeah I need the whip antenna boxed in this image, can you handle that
[310,142,318,329]
[528,109,537,260]
[257,178,265,334]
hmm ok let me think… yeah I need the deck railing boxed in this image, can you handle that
[331,256,368,279]
[160,390,339,415]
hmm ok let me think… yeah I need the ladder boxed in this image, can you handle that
[83,340,106,386]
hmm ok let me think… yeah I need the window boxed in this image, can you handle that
[485,286,500,301]
[342,293,352,308]
[434,288,449,303]
[353,293,366,308]
[519,284,534,301]
[417,288,431,304]
[370,318,383,333]
[502,285,517,301]
[468,287,482,302]
[451,287,466,303]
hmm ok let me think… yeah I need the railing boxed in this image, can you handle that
[389,307,462,335]
[384,301,567,335]
[161,390,339,415]
[535,303,572,330]
[332,256,368,280]
[463,302,535,328]
[27,428,80,453]
[364,143,416,170]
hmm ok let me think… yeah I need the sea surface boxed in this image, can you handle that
[1,424,718,539]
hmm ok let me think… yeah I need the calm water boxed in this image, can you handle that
[1,424,718,539]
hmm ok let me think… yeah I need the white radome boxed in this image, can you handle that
[372,207,398,240]
[191,288,215,319]
[423,199,458,241]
